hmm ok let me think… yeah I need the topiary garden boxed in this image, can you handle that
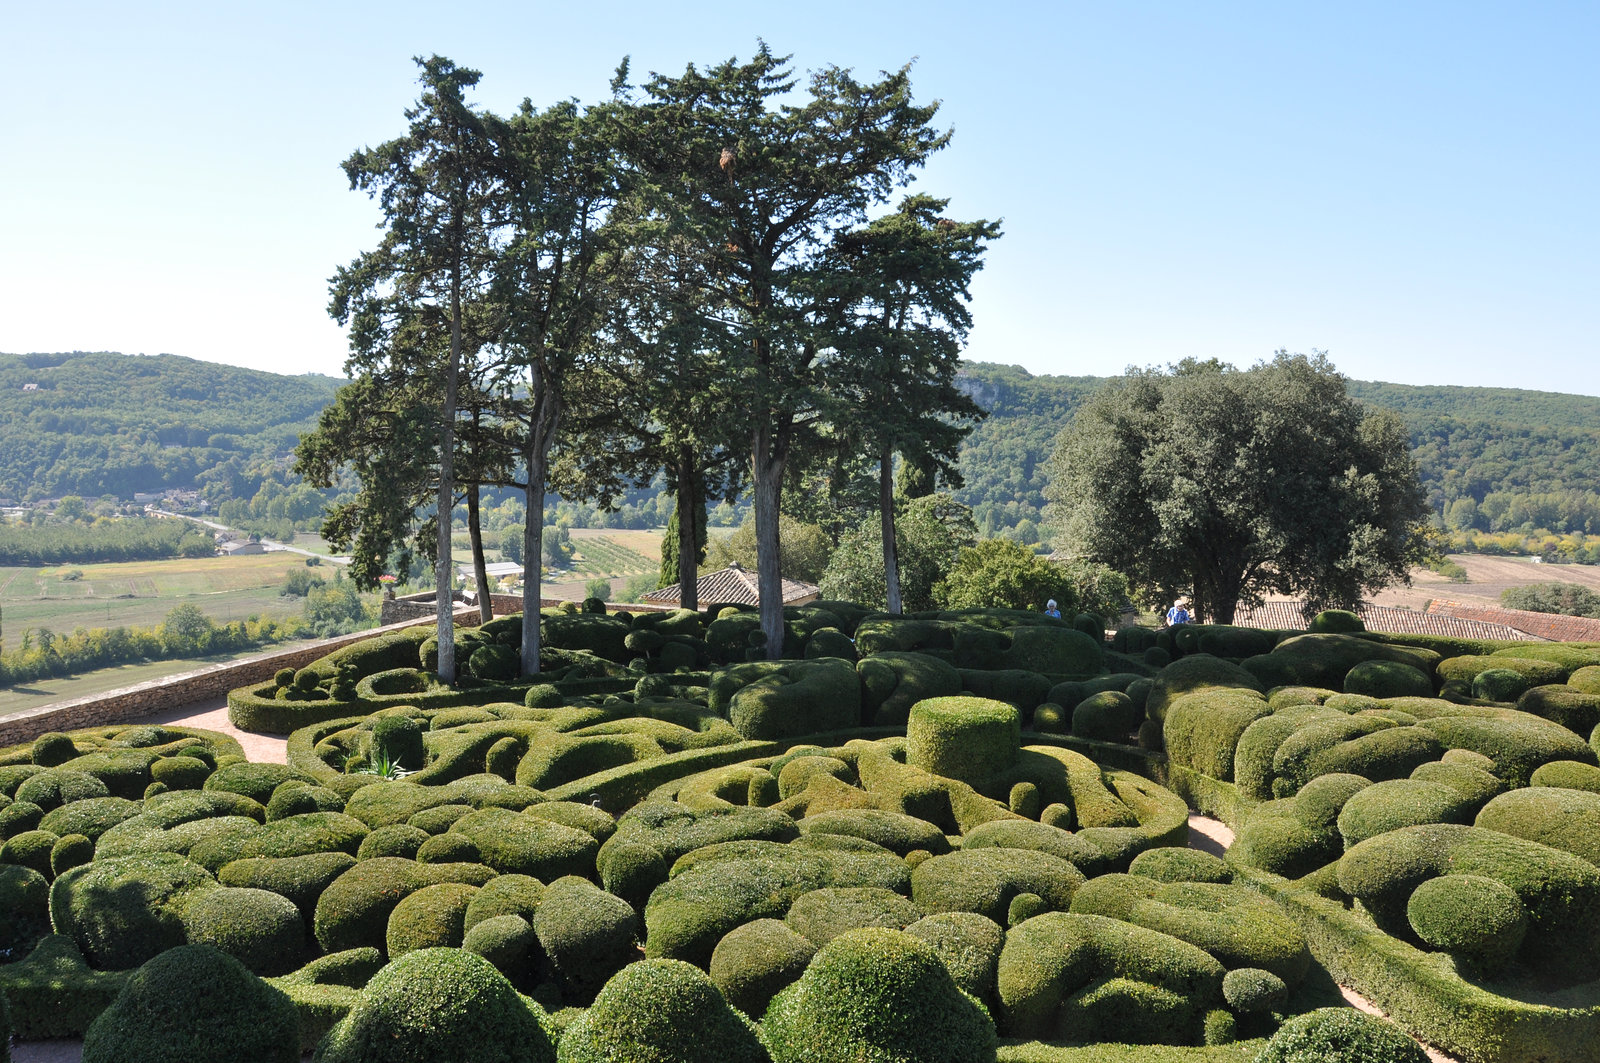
[6,602,1600,1060]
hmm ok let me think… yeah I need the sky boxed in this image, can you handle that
[3,2,1596,394]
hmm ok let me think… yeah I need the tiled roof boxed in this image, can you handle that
[1229,601,1544,642]
[642,563,819,607]
[1427,599,1600,644]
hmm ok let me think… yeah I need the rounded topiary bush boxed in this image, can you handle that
[313,947,555,1063]
[49,832,95,877]
[1406,873,1526,976]
[533,875,638,1005]
[1071,691,1139,742]
[386,882,480,958]
[1128,847,1232,884]
[1343,659,1433,699]
[1222,967,1287,1015]
[181,886,306,976]
[762,927,995,1063]
[557,958,769,1063]
[32,733,79,767]
[785,887,921,947]
[416,832,480,864]
[1473,668,1532,703]
[1309,610,1365,634]
[1530,759,1600,793]
[710,918,818,1018]
[463,913,539,983]
[82,944,300,1063]
[906,696,1020,787]
[51,851,217,970]
[356,823,429,860]
[1256,1007,1427,1063]
[150,755,212,790]
[2,830,58,878]
[371,715,425,771]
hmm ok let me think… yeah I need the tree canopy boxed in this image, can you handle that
[1044,352,1431,623]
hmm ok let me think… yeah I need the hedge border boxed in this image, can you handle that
[1232,863,1600,1063]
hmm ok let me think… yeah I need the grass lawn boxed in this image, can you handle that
[0,553,334,633]
[0,636,327,717]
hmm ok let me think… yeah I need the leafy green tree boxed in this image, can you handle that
[824,195,997,613]
[1044,353,1431,623]
[304,576,370,637]
[499,524,524,564]
[160,604,215,656]
[707,513,833,584]
[622,46,947,657]
[658,501,708,590]
[820,494,975,611]
[328,56,502,684]
[938,538,1072,613]
[1501,582,1600,618]
[584,577,612,602]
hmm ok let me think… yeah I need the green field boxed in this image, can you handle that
[568,529,660,578]
[0,552,336,634]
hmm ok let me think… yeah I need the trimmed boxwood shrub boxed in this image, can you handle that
[1222,967,1286,1015]
[906,696,1020,787]
[857,652,964,727]
[558,958,769,1063]
[1474,668,1532,702]
[1407,873,1527,976]
[188,811,371,873]
[82,944,300,1063]
[1230,774,1372,879]
[1337,823,1600,983]
[386,881,479,957]
[785,886,922,947]
[313,858,495,955]
[1416,711,1596,786]
[182,886,306,976]
[1336,779,1478,849]
[0,862,49,956]
[449,807,599,881]
[709,658,863,740]
[1518,684,1600,736]
[902,910,1005,1005]
[462,913,538,984]
[206,763,313,806]
[313,947,555,1063]
[15,769,111,811]
[218,852,357,931]
[799,809,951,857]
[464,873,546,931]
[710,918,818,1018]
[2,829,59,878]
[996,912,1224,1042]
[960,820,1106,877]
[911,847,1086,924]
[0,800,44,840]
[1128,847,1231,885]
[1164,688,1273,782]
[1474,785,1600,866]
[0,934,130,1039]
[50,833,95,877]
[1343,659,1433,699]
[1257,1007,1428,1063]
[356,823,429,860]
[1438,654,1565,693]
[1530,758,1600,792]
[762,927,995,1063]
[532,874,638,1005]
[1145,655,1264,724]
[1072,691,1140,742]
[150,755,212,790]
[50,851,218,970]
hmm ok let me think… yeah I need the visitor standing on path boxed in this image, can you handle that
[1166,597,1192,626]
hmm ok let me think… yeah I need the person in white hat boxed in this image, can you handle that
[1166,597,1192,627]
[1044,599,1061,618]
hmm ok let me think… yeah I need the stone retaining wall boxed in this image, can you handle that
[0,609,473,749]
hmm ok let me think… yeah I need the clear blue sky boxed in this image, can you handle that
[4,2,1595,393]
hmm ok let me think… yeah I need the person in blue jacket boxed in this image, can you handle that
[1043,599,1061,618]
[1166,597,1193,626]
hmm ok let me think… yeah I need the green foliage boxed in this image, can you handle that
[906,696,1021,786]
[82,944,301,1063]
[558,958,769,1063]
[50,851,217,970]
[1255,1007,1428,1063]
[762,927,996,1063]
[706,513,834,585]
[820,495,976,612]
[1045,354,1429,624]
[313,948,555,1063]
[709,918,818,1018]
[386,881,478,957]
[785,886,921,946]
[708,658,863,740]
[532,875,638,1005]
[313,858,495,955]
[1501,582,1600,617]
[1342,659,1433,699]
[939,539,1074,613]
[181,886,306,976]
[1406,874,1527,976]
[912,848,1086,925]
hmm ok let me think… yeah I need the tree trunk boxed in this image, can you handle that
[753,424,786,659]
[467,483,492,624]
[435,269,463,685]
[675,451,701,612]
[880,441,902,615]
[519,382,562,679]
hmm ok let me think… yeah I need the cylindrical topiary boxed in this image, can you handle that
[82,944,300,1063]
[761,927,995,1063]
[1256,1007,1427,1063]
[312,947,555,1063]
[371,716,425,771]
[557,958,769,1063]
[906,697,1020,787]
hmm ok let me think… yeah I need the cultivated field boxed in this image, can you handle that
[0,551,330,633]
[1369,553,1600,611]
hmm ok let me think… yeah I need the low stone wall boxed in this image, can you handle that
[0,608,473,749]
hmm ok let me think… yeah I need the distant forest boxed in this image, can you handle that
[6,350,1600,549]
